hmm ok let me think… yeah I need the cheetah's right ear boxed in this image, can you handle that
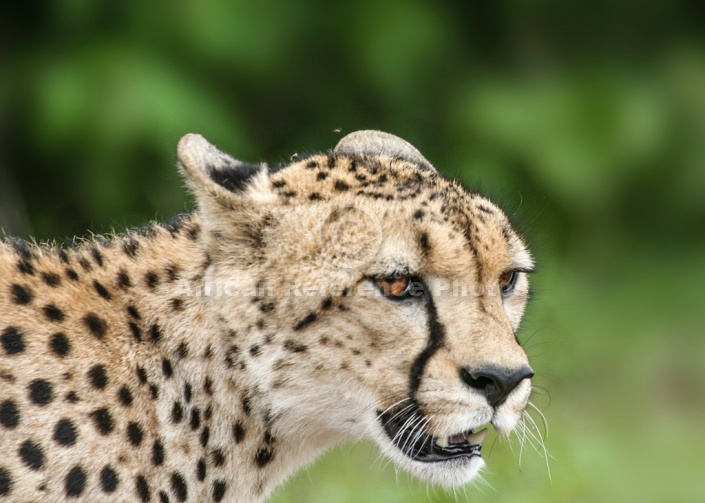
[177,134,277,255]
[177,133,276,210]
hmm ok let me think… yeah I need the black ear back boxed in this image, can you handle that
[178,133,268,196]
[208,163,264,193]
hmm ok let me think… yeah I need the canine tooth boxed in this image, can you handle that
[435,436,449,448]
[465,428,488,445]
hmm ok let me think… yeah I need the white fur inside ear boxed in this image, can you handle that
[178,133,239,173]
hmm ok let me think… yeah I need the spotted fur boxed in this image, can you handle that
[0,131,535,502]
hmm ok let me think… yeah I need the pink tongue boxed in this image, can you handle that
[449,433,466,444]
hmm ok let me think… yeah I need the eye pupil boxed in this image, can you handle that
[499,270,517,294]
[375,277,411,298]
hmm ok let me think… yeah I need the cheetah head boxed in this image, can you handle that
[178,131,534,488]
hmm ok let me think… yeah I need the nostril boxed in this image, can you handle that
[460,366,533,407]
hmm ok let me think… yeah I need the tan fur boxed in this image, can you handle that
[0,131,534,502]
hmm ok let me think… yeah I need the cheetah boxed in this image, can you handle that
[0,131,536,502]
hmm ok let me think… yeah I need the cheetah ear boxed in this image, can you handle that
[177,134,273,204]
[334,130,436,172]
[177,134,276,254]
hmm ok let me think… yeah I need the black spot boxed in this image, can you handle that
[233,422,246,443]
[123,239,140,258]
[90,407,115,435]
[78,257,92,271]
[127,305,141,320]
[93,280,112,300]
[321,297,333,310]
[413,209,425,220]
[249,345,261,357]
[204,405,213,420]
[10,283,33,305]
[0,400,19,428]
[196,459,206,481]
[0,467,11,495]
[170,298,184,312]
[209,163,262,193]
[187,225,200,241]
[177,342,188,358]
[83,313,107,339]
[136,475,150,502]
[150,324,162,343]
[162,359,173,378]
[145,271,159,290]
[65,268,79,281]
[1,327,24,355]
[53,418,78,446]
[65,391,79,403]
[334,180,350,191]
[159,491,170,503]
[212,449,226,467]
[190,408,201,430]
[18,440,44,470]
[41,272,62,287]
[200,427,210,448]
[136,366,148,384]
[212,480,227,502]
[91,247,104,267]
[129,322,143,342]
[419,232,431,255]
[50,332,71,357]
[255,447,273,467]
[316,171,328,181]
[165,264,180,282]
[283,340,308,353]
[241,396,251,416]
[117,270,132,289]
[43,304,66,322]
[259,302,275,313]
[118,386,133,406]
[293,313,317,331]
[17,259,34,275]
[29,379,54,405]
[171,472,188,502]
[152,440,165,466]
[184,383,192,403]
[127,422,144,446]
[172,402,184,423]
[65,465,86,497]
[308,192,322,201]
[100,466,119,493]
[87,364,108,389]
[204,377,213,395]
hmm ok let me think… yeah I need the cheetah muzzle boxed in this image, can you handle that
[0,130,536,502]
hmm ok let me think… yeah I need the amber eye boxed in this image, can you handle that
[499,270,518,296]
[374,276,412,299]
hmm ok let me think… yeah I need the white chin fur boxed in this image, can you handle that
[375,434,485,487]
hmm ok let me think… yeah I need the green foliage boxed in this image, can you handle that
[2,1,704,501]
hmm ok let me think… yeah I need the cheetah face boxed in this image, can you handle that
[179,131,534,487]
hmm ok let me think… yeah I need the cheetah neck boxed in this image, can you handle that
[72,214,339,502]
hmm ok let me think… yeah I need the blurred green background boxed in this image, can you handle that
[2,1,704,502]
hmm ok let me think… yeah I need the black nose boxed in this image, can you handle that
[460,366,534,407]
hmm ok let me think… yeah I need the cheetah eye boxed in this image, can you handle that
[499,270,518,297]
[374,276,413,300]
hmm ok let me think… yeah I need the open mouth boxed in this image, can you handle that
[379,407,488,463]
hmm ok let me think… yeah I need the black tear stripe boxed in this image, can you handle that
[408,280,446,398]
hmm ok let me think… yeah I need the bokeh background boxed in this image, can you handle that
[2,1,704,502]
